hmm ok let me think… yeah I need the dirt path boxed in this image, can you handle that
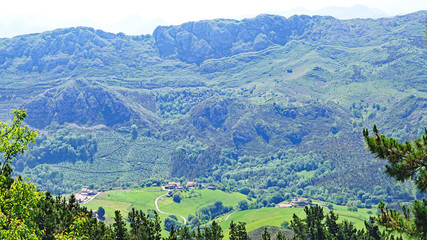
[224,211,235,221]
[155,193,187,225]
[82,193,100,204]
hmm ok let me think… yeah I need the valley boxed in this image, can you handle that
[0,9,426,239]
[83,186,376,238]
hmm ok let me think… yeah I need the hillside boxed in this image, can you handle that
[0,11,426,206]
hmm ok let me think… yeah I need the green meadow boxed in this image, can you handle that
[159,189,250,219]
[84,187,380,239]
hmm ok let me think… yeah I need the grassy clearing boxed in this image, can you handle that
[219,201,376,239]
[84,189,165,226]
[83,188,377,239]
[158,189,249,220]
[296,170,316,178]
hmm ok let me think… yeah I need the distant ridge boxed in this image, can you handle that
[0,4,412,38]
[282,5,391,19]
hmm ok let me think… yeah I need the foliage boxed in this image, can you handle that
[98,206,105,220]
[173,193,181,203]
[229,221,250,240]
[290,205,402,240]
[0,109,114,239]
[0,175,42,239]
[363,126,427,192]
[197,201,233,222]
[0,12,426,220]
[0,109,37,173]
[364,125,427,238]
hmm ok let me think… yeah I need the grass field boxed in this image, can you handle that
[219,200,376,239]
[83,187,251,237]
[83,187,380,239]
[84,188,165,226]
[159,189,250,219]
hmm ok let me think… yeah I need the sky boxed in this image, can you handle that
[0,0,426,38]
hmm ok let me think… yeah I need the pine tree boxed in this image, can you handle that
[229,221,250,240]
[275,231,286,240]
[261,227,271,240]
[113,210,128,240]
[363,126,427,238]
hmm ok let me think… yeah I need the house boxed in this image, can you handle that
[75,194,88,203]
[164,182,182,190]
[279,203,293,208]
[292,198,309,207]
[88,189,98,195]
[207,184,217,190]
[186,181,198,188]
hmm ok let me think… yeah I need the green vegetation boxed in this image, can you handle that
[0,12,424,210]
[364,126,427,238]
[160,189,249,221]
[0,11,426,239]
[220,201,376,238]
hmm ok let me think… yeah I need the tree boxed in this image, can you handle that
[363,126,427,238]
[98,206,105,220]
[0,108,37,183]
[363,126,427,192]
[204,221,224,240]
[229,221,250,240]
[173,193,181,203]
[113,210,128,240]
[131,124,138,140]
[0,109,41,239]
[261,227,271,240]
[275,231,286,240]
[238,200,249,210]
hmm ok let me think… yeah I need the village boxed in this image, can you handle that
[76,181,313,210]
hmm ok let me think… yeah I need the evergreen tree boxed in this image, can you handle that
[229,221,250,240]
[167,225,178,240]
[203,220,224,240]
[113,210,127,240]
[261,227,271,240]
[275,231,286,240]
[363,126,427,238]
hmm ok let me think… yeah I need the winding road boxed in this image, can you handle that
[155,193,187,225]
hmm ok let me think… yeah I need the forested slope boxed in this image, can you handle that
[0,11,425,206]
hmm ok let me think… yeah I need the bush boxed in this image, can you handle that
[173,193,181,203]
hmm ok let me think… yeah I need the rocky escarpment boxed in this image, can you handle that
[153,14,314,64]
[0,27,156,73]
[26,80,134,128]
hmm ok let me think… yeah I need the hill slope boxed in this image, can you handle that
[0,11,426,205]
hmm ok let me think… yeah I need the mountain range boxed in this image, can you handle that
[0,11,426,205]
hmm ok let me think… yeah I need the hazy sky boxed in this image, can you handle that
[1,0,426,37]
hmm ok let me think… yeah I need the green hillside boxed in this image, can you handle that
[82,187,379,239]
[0,11,425,209]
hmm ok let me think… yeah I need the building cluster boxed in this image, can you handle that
[75,188,98,203]
[161,181,218,191]
[278,198,313,208]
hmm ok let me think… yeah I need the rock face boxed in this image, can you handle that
[26,80,133,128]
[153,15,313,64]
[0,27,156,73]
[190,97,228,130]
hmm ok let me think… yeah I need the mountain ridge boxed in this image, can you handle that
[0,11,425,206]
